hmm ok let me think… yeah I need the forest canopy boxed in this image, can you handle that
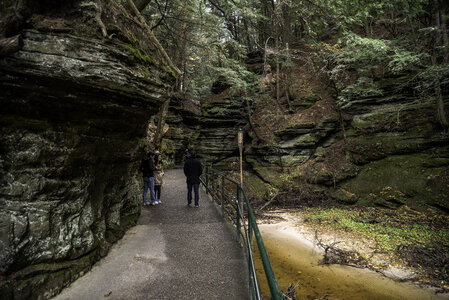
[142,0,448,127]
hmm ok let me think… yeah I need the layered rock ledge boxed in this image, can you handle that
[0,2,175,298]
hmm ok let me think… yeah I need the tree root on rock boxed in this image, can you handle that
[282,283,297,300]
[94,0,107,37]
[315,231,368,267]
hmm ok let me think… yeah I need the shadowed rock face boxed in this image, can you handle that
[0,1,174,299]
[163,91,247,166]
[197,96,247,163]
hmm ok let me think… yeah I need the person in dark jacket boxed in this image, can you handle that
[183,149,202,207]
[140,151,157,205]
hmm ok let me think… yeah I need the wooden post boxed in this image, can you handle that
[237,129,244,236]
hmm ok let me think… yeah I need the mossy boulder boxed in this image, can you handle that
[331,188,358,204]
[244,172,271,201]
[291,95,321,111]
[340,149,449,212]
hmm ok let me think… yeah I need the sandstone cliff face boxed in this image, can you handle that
[175,53,448,213]
[246,74,449,212]
[163,93,202,166]
[0,1,174,299]
[197,93,247,163]
[335,78,449,211]
[163,90,247,167]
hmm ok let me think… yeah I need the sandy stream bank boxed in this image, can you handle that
[254,211,449,300]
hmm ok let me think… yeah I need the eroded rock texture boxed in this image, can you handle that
[163,91,247,166]
[197,93,247,162]
[176,50,448,213]
[246,74,449,212]
[0,1,174,299]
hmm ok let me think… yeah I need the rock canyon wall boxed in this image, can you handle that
[0,1,175,298]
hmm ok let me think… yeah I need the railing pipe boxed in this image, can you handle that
[236,187,241,236]
[201,167,282,300]
[240,186,282,300]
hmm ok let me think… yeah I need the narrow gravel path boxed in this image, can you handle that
[54,168,248,300]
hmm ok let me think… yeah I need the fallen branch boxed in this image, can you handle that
[260,191,287,211]
[282,283,297,300]
[315,231,367,267]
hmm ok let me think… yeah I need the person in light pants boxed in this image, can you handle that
[140,151,157,205]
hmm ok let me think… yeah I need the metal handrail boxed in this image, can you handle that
[201,166,282,300]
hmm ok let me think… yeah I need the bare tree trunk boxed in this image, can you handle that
[282,0,291,46]
[284,43,292,112]
[431,50,448,130]
[181,60,187,92]
[133,0,151,12]
[0,34,23,56]
[126,0,181,76]
[275,21,280,105]
[285,80,292,111]
[330,79,348,144]
[431,1,448,130]
[434,0,441,44]
[435,82,448,130]
[338,105,348,144]
[243,17,252,51]
[154,98,170,149]
[257,0,270,47]
[245,98,263,142]
[174,21,187,91]
[440,8,448,62]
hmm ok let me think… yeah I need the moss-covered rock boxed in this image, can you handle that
[291,95,321,111]
[0,1,175,298]
[331,188,358,204]
[340,149,449,212]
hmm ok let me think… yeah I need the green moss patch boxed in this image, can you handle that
[244,172,271,201]
[341,149,449,212]
[122,44,156,66]
[301,207,449,252]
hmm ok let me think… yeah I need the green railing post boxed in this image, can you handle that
[248,215,253,248]
[239,185,244,227]
[244,189,282,300]
[236,185,241,237]
[247,217,255,300]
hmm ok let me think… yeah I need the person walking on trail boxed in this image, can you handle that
[140,150,157,205]
[183,149,202,207]
[153,151,164,204]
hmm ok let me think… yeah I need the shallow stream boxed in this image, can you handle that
[254,222,449,300]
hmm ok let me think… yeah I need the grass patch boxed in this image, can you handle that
[297,206,449,289]
[302,207,449,252]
